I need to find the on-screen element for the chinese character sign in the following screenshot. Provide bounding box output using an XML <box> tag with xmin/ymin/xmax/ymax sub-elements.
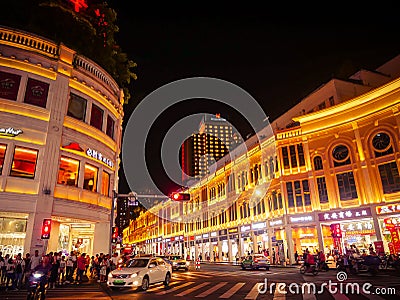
<box><xmin>318</xmin><ymin>207</ymin><xmax>372</xmax><ymax>221</ymax></box>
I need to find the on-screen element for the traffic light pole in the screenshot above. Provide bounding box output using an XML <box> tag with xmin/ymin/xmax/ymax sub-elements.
<box><xmin>109</xmin><ymin>190</ymin><xmax>117</xmax><ymax>255</ymax></box>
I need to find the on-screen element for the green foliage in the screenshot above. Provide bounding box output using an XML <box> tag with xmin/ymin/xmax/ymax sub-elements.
<box><xmin>0</xmin><ymin>0</ymin><xmax>136</xmax><ymax>104</ymax></box>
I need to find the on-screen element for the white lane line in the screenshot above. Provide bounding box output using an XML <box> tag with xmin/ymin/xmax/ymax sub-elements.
<box><xmin>244</xmin><ymin>283</ymin><xmax>261</xmax><ymax>299</ymax></box>
<box><xmin>175</xmin><ymin>282</ymin><xmax>211</xmax><ymax>297</ymax></box>
<box><xmin>156</xmin><ymin>281</ymin><xmax>195</xmax><ymax>295</ymax></box>
<box><xmin>195</xmin><ymin>282</ymin><xmax>228</xmax><ymax>298</ymax></box>
<box><xmin>219</xmin><ymin>282</ymin><xmax>246</xmax><ymax>299</ymax></box>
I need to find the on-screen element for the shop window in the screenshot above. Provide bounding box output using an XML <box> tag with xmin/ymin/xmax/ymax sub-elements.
<box><xmin>83</xmin><ymin>163</ymin><xmax>98</xmax><ymax>192</ymax></box>
<box><xmin>10</xmin><ymin>147</ymin><xmax>38</xmax><ymax>179</ymax></box>
<box><xmin>282</xmin><ymin>146</ymin><xmax>290</xmax><ymax>168</ymax></box>
<box><xmin>106</xmin><ymin>115</ymin><xmax>115</xmax><ymax>139</ymax></box>
<box><xmin>90</xmin><ymin>104</ymin><xmax>104</xmax><ymax>131</ymax></box>
<box><xmin>372</xmin><ymin>132</ymin><xmax>393</xmax><ymax>157</ymax></box>
<box><xmin>297</xmin><ymin>144</ymin><xmax>305</xmax><ymax>166</ymax></box>
<box><xmin>286</xmin><ymin>182</ymin><xmax>294</xmax><ymax>207</ymax></box>
<box><xmin>57</xmin><ymin>156</ymin><xmax>79</xmax><ymax>186</ymax></box>
<box><xmin>0</xmin><ymin>144</ymin><xmax>6</xmax><ymax>175</ymax></box>
<box><xmin>378</xmin><ymin>162</ymin><xmax>400</xmax><ymax>194</ymax></box>
<box><xmin>24</xmin><ymin>78</ymin><xmax>49</xmax><ymax>108</ymax></box>
<box><xmin>0</xmin><ymin>71</ymin><xmax>21</xmax><ymax>100</ymax></box>
<box><xmin>336</xmin><ymin>171</ymin><xmax>358</xmax><ymax>200</ymax></box>
<box><xmin>290</xmin><ymin>145</ymin><xmax>297</xmax><ymax>168</ymax></box>
<box><xmin>101</xmin><ymin>171</ymin><xmax>110</xmax><ymax>196</ymax></box>
<box><xmin>317</xmin><ymin>177</ymin><xmax>329</xmax><ymax>204</ymax></box>
<box><xmin>332</xmin><ymin>145</ymin><xmax>351</xmax><ymax>167</ymax></box>
<box><xmin>314</xmin><ymin>156</ymin><xmax>323</xmax><ymax>170</ymax></box>
<box><xmin>67</xmin><ymin>93</ymin><xmax>87</xmax><ymax>121</ymax></box>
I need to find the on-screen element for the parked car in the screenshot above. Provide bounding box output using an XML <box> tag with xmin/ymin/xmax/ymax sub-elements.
<box><xmin>107</xmin><ymin>256</ymin><xmax>172</xmax><ymax>291</ymax></box>
<box><xmin>166</xmin><ymin>255</ymin><xmax>190</xmax><ymax>271</ymax></box>
<box><xmin>241</xmin><ymin>254</ymin><xmax>270</xmax><ymax>270</ymax></box>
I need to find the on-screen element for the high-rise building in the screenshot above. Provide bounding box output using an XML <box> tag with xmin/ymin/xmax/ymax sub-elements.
<box><xmin>181</xmin><ymin>114</ymin><xmax>234</xmax><ymax>184</ymax></box>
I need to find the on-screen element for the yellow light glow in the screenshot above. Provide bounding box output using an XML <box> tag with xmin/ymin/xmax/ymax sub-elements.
<box><xmin>0</xmin><ymin>57</ymin><xmax>57</xmax><ymax>80</ymax></box>
<box><xmin>85</xmin><ymin>164</ymin><xmax>98</xmax><ymax>172</ymax></box>
<box><xmin>61</xmin><ymin>157</ymin><xmax>79</xmax><ymax>165</ymax></box>
<box><xmin>15</xmin><ymin>148</ymin><xmax>38</xmax><ymax>155</ymax></box>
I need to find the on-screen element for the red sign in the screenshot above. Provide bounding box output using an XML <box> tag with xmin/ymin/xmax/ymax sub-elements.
<box><xmin>374</xmin><ymin>241</ymin><xmax>385</xmax><ymax>256</ymax></box>
<box><xmin>388</xmin><ymin>242</ymin><xmax>395</xmax><ymax>255</ymax></box>
<box><xmin>69</xmin><ymin>0</ymin><xmax>88</xmax><ymax>12</ymax></box>
<box><xmin>377</xmin><ymin>204</ymin><xmax>400</xmax><ymax>215</ymax></box>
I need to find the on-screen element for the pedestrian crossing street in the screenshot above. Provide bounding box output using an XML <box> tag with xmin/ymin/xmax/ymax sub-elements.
<box><xmin>134</xmin><ymin>271</ymin><xmax>400</xmax><ymax>300</ymax></box>
<box><xmin>0</xmin><ymin>284</ymin><xmax>109</xmax><ymax>300</ymax></box>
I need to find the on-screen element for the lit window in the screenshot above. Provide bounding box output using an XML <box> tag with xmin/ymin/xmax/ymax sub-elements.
<box><xmin>0</xmin><ymin>144</ymin><xmax>6</xmax><ymax>175</ymax></box>
<box><xmin>67</xmin><ymin>93</ymin><xmax>87</xmax><ymax>121</ymax></box>
<box><xmin>10</xmin><ymin>147</ymin><xmax>38</xmax><ymax>179</ymax></box>
<box><xmin>57</xmin><ymin>156</ymin><xmax>79</xmax><ymax>186</ymax></box>
<box><xmin>84</xmin><ymin>163</ymin><xmax>98</xmax><ymax>192</ymax></box>
<box><xmin>90</xmin><ymin>104</ymin><xmax>104</xmax><ymax>131</ymax></box>
<box><xmin>101</xmin><ymin>171</ymin><xmax>110</xmax><ymax>196</ymax></box>
<box><xmin>0</xmin><ymin>71</ymin><xmax>21</xmax><ymax>101</ymax></box>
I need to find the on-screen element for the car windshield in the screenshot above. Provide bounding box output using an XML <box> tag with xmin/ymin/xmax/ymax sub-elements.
<box><xmin>123</xmin><ymin>258</ymin><xmax>149</xmax><ymax>268</ymax></box>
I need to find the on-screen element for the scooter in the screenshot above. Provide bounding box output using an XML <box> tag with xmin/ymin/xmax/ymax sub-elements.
<box><xmin>300</xmin><ymin>263</ymin><xmax>319</xmax><ymax>276</ymax></box>
<box><xmin>26</xmin><ymin>270</ymin><xmax>49</xmax><ymax>300</ymax></box>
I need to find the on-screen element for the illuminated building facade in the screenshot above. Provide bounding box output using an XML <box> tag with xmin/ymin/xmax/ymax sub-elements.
<box><xmin>125</xmin><ymin>55</ymin><xmax>400</xmax><ymax>263</ymax></box>
<box><xmin>0</xmin><ymin>26</ymin><xmax>124</xmax><ymax>257</ymax></box>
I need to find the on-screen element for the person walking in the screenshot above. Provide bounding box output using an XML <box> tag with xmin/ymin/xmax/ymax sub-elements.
<box><xmin>13</xmin><ymin>253</ymin><xmax>25</xmax><ymax>290</ymax></box>
<box><xmin>5</xmin><ymin>256</ymin><xmax>15</xmax><ymax>291</ymax></box>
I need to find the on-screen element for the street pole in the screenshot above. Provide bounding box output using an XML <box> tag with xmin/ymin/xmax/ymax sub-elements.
<box><xmin>110</xmin><ymin>190</ymin><xmax>117</xmax><ymax>255</ymax></box>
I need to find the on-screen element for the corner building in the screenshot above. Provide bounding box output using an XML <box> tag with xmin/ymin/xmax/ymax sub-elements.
<box><xmin>0</xmin><ymin>27</ymin><xmax>124</xmax><ymax>257</ymax></box>
<box><xmin>125</xmin><ymin>55</ymin><xmax>400</xmax><ymax>263</ymax></box>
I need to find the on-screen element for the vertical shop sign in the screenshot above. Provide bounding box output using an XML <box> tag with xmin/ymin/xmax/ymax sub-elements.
<box><xmin>384</xmin><ymin>218</ymin><xmax>400</xmax><ymax>253</ymax></box>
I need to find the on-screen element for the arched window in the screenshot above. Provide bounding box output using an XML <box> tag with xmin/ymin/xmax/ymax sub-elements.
<box><xmin>313</xmin><ymin>156</ymin><xmax>323</xmax><ymax>170</ymax></box>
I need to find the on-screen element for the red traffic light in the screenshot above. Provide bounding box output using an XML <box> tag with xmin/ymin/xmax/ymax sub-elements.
<box><xmin>171</xmin><ymin>192</ymin><xmax>190</xmax><ymax>201</ymax></box>
<box><xmin>41</xmin><ymin>218</ymin><xmax>52</xmax><ymax>239</ymax></box>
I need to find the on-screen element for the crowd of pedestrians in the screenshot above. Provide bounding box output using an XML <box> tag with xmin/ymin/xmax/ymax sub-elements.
<box><xmin>0</xmin><ymin>250</ymin><xmax>121</xmax><ymax>291</ymax></box>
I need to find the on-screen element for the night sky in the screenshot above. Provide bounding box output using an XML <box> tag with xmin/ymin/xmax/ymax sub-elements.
<box><xmin>110</xmin><ymin>5</ymin><xmax>400</xmax><ymax>195</ymax></box>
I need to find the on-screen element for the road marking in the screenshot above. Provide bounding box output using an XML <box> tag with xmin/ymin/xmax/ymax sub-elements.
<box><xmin>273</xmin><ymin>284</ymin><xmax>286</xmax><ymax>299</ymax></box>
<box><xmin>156</xmin><ymin>281</ymin><xmax>195</xmax><ymax>295</ymax></box>
<box><xmin>195</xmin><ymin>282</ymin><xmax>228</xmax><ymax>297</ymax></box>
<box><xmin>175</xmin><ymin>282</ymin><xmax>211</xmax><ymax>296</ymax></box>
<box><xmin>302</xmin><ymin>291</ymin><xmax>316</xmax><ymax>300</ymax></box>
<box><xmin>219</xmin><ymin>282</ymin><xmax>246</xmax><ymax>298</ymax></box>
<box><xmin>244</xmin><ymin>283</ymin><xmax>261</xmax><ymax>299</ymax></box>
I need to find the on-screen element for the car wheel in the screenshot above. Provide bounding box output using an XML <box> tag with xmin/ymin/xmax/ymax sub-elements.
<box><xmin>185</xmin><ymin>267</ymin><xmax>188</xmax><ymax>271</ymax></box>
<box><xmin>164</xmin><ymin>273</ymin><xmax>171</xmax><ymax>286</ymax></box>
<box><xmin>265</xmin><ymin>267</ymin><xmax>270</xmax><ymax>271</ymax></box>
<box><xmin>141</xmin><ymin>276</ymin><xmax>149</xmax><ymax>291</ymax></box>
<box><xmin>241</xmin><ymin>265</ymin><xmax>246</xmax><ymax>270</ymax></box>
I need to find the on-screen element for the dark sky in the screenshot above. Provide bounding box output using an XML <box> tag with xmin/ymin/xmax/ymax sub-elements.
<box><xmin>110</xmin><ymin>5</ymin><xmax>400</xmax><ymax>195</ymax></box>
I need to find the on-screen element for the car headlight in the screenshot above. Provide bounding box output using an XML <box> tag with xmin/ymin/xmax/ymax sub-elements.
<box><xmin>172</xmin><ymin>262</ymin><xmax>177</xmax><ymax>266</ymax></box>
<box><xmin>130</xmin><ymin>273</ymin><xmax>138</xmax><ymax>278</ymax></box>
<box><xmin>33</xmin><ymin>273</ymin><xmax>43</xmax><ymax>279</ymax></box>
<box><xmin>186</xmin><ymin>261</ymin><xmax>190</xmax><ymax>266</ymax></box>
<box><xmin>108</xmin><ymin>273</ymin><xmax>113</xmax><ymax>278</ymax></box>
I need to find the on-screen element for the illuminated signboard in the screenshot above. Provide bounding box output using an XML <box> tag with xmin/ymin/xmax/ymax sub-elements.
<box><xmin>86</xmin><ymin>148</ymin><xmax>114</xmax><ymax>168</ymax></box>
<box><xmin>252</xmin><ymin>222</ymin><xmax>266</xmax><ymax>230</ymax></box>
<box><xmin>269</xmin><ymin>219</ymin><xmax>283</xmax><ymax>226</ymax></box>
<box><xmin>318</xmin><ymin>207</ymin><xmax>372</xmax><ymax>221</ymax></box>
<box><xmin>377</xmin><ymin>204</ymin><xmax>400</xmax><ymax>215</ymax></box>
<box><xmin>290</xmin><ymin>215</ymin><xmax>313</xmax><ymax>223</ymax></box>
<box><xmin>0</xmin><ymin>127</ymin><xmax>23</xmax><ymax>137</ymax></box>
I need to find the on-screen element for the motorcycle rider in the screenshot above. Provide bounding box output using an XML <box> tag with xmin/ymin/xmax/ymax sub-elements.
<box><xmin>29</xmin><ymin>255</ymin><xmax>52</xmax><ymax>294</ymax></box>
<box><xmin>306</xmin><ymin>251</ymin><xmax>315</xmax><ymax>273</ymax></box>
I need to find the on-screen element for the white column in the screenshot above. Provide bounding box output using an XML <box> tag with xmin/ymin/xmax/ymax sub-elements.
<box><xmin>285</xmin><ymin>225</ymin><xmax>294</xmax><ymax>265</ymax></box>
<box><xmin>93</xmin><ymin>222</ymin><xmax>110</xmax><ymax>255</ymax></box>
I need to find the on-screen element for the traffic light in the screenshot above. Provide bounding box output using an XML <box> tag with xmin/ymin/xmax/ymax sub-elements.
<box><xmin>171</xmin><ymin>192</ymin><xmax>190</xmax><ymax>201</ymax></box>
<box><xmin>112</xmin><ymin>226</ymin><xmax>118</xmax><ymax>243</ymax></box>
<box><xmin>41</xmin><ymin>218</ymin><xmax>52</xmax><ymax>239</ymax></box>
<box><xmin>330</xmin><ymin>223</ymin><xmax>342</xmax><ymax>238</ymax></box>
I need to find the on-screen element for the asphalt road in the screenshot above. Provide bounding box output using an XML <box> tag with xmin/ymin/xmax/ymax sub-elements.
<box><xmin>2</xmin><ymin>264</ymin><xmax>399</xmax><ymax>299</ymax></box>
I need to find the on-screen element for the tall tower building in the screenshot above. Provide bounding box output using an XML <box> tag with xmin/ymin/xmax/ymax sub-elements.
<box><xmin>181</xmin><ymin>114</ymin><xmax>233</xmax><ymax>184</ymax></box>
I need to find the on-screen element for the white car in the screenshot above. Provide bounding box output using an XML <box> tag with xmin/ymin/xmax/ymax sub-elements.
<box><xmin>107</xmin><ymin>256</ymin><xmax>172</xmax><ymax>291</ymax></box>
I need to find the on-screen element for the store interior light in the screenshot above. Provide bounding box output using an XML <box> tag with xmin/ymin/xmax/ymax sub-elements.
<box><xmin>88</xmin><ymin>179</ymin><xmax>94</xmax><ymax>186</ymax></box>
